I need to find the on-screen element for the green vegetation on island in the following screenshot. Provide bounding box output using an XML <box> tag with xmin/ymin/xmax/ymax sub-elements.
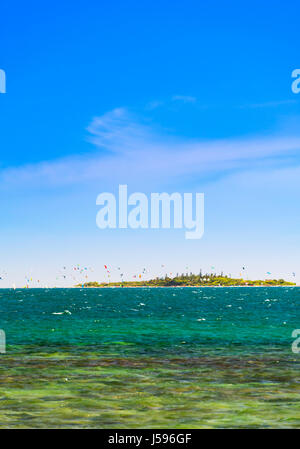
<box><xmin>76</xmin><ymin>272</ymin><xmax>296</xmax><ymax>288</ymax></box>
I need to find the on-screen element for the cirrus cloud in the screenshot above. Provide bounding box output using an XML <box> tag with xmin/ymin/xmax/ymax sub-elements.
<box><xmin>1</xmin><ymin>108</ymin><xmax>300</xmax><ymax>191</ymax></box>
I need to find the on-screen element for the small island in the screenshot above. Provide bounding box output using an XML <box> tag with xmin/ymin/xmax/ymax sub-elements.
<box><xmin>76</xmin><ymin>272</ymin><xmax>296</xmax><ymax>288</ymax></box>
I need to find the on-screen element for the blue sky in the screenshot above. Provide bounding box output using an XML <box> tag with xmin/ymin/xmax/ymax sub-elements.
<box><xmin>0</xmin><ymin>0</ymin><xmax>300</xmax><ymax>286</ymax></box>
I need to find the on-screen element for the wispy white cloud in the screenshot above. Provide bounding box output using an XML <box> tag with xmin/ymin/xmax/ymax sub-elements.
<box><xmin>145</xmin><ymin>95</ymin><xmax>197</xmax><ymax>110</ymax></box>
<box><xmin>145</xmin><ymin>100</ymin><xmax>165</xmax><ymax>110</ymax></box>
<box><xmin>1</xmin><ymin>108</ymin><xmax>300</xmax><ymax>190</ymax></box>
<box><xmin>172</xmin><ymin>95</ymin><xmax>197</xmax><ymax>103</ymax></box>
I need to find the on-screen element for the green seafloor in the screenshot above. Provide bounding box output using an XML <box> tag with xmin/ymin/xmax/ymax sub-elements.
<box><xmin>0</xmin><ymin>287</ymin><xmax>299</xmax><ymax>428</ymax></box>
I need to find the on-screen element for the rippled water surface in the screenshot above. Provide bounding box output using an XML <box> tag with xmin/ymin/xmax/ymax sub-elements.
<box><xmin>0</xmin><ymin>287</ymin><xmax>299</xmax><ymax>428</ymax></box>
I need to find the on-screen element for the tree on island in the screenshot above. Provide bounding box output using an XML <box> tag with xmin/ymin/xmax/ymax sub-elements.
<box><xmin>76</xmin><ymin>272</ymin><xmax>296</xmax><ymax>288</ymax></box>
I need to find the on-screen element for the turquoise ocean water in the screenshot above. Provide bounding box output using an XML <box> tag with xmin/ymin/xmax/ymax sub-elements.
<box><xmin>0</xmin><ymin>287</ymin><xmax>299</xmax><ymax>428</ymax></box>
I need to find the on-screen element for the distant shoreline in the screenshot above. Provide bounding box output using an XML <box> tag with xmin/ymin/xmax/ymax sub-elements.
<box><xmin>76</xmin><ymin>284</ymin><xmax>299</xmax><ymax>289</ymax></box>
<box><xmin>1</xmin><ymin>285</ymin><xmax>298</xmax><ymax>290</ymax></box>
<box><xmin>76</xmin><ymin>273</ymin><xmax>296</xmax><ymax>289</ymax></box>
<box><xmin>2</xmin><ymin>273</ymin><xmax>296</xmax><ymax>289</ymax></box>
